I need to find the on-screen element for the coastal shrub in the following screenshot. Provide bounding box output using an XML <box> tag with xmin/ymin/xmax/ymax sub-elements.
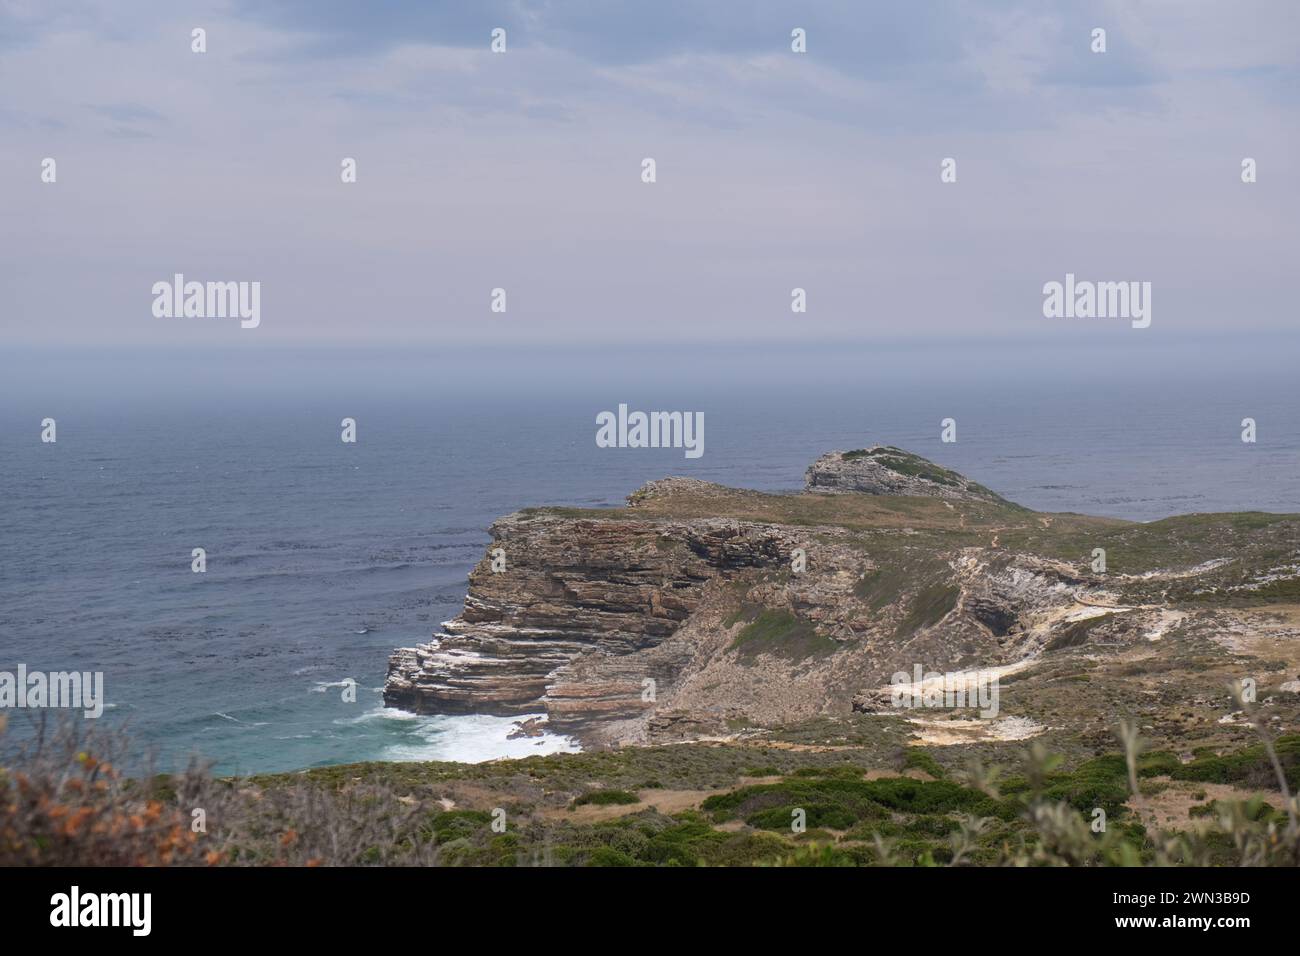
<box><xmin>857</xmin><ymin>778</ymin><xmax>1012</xmax><ymax>819</ymax></box>
<box><xmin>1189</xmin><ymin>798</ymin><xmax>1270</xmax><ymax>823</ymax></box>
<box><xmin>747</xmin><ymin>804</ymin><xmax>857</xmax><ymax>832</ymax></box>
<box><xmin>768</xmin><ymin>842</ymin><xmax>862</xmax><ymax>867</ymax></box>
<box><xmin>702</xmin><ymin>831</ymin><xmax>791</xmax><ymax>866</ymax></box>
<box><xmin>0</xmin><ymin>718</ymin><xmax>450</xmax><ymax>867</ymax></box>
<box><xmin>701</xmin><ymin>776</ymin><xmax>1009</xmax><ymax>831</ymax></box>
<box><xmin>0</xmin><ymin>723</ymin><xmax>210</xmax><ymax>867</ymax></box>
<box><xmin>1168</xmin><ymin>735</ymin><xmax>1300</xmax><ymax>789</ymax></box>
<box><xmin>587</xmin><ymin>818</ymin><xmax>657</xmax><ymax>860</ymax></box>
<box><xmin>586</xmin><ymin>846</ymin><xmax>639</xmax><ymax>867</ymax></box>
<box><xmin>795</xmin><ymin>827</ymin><xmax>837</xmax><ymax>841</ymax></box>
<box><xmin>901</xmin><ymin>814</ymin><xmax>958</xmax><ymax>838</ymax></box>
<box><xmin>901</xmin><ymin>749</ymin><xmax>947</xmax><ymax>779</ymax></box>
<box><xmin>998</xmin><ymin>751</ymin><xmax>1183</xmax><ymax>818</ymax></box>
<box><xmin>791</xmin><ymin>765</ymin><xmax>863</xmax><ymax>780</ymax></box>
<box><xmin>1137</xmin><ymin>751</ymin><xmax>1185</xmax><ymax>777</ymax></box>
<box><xmin>573</xmin><ymin>789</ymin><xmax>640</xmax><ymax>807</ymax></box>
<box><xmin>427</xmin><ymin>809</ymin><xmax>492</xmax><ymax>842</ymax></box>
<box><xmin>581</xmin><ymin>812</ymin><xmax>793</xmax><ymax>867</ymax></box>
<box><xmin>7</xmin><ymin>716</ymin><xmax>1300</xmax><ymax>868</ymax></box>
<box><xmin>639</xmin><ymin>816</ymin><xmax>726</xmax><ymax>865</ymax></box>
<box><xmin>1037</xmin><ymin>758</ymin><xmax>1132</xmax><ymax>815</ymax></box>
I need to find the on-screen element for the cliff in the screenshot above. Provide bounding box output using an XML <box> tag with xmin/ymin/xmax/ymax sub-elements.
<box><xmin>384</xmin><ymin>450</ymin><xmax>1300</xmax><ymax>750</ymax></box>
<box><xmin>804</xmin><ymin>446</ymin><xmax>1009</xmax><ymax>503</ymax></box>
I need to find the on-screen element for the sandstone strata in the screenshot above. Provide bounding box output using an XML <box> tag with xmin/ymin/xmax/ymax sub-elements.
<box><xmin>385</xmin><ymin>449</ymin><xmax>1300</xmax><ymax>748</ymax></box>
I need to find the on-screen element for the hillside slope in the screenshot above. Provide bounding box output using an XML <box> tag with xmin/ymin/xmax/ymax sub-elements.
<box><xmin>384</xmin><ymin>449</ymin><xmax>1300</xmax><ymax>756</ymax></box>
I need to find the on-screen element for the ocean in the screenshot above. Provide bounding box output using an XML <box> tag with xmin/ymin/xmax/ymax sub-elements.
<box><xmin>1</xmin><ymin>337</ymin><xmax>1298</xmax><ymax>774</ymax></box>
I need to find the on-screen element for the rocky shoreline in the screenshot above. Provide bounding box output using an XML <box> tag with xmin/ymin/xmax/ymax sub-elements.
<box><xmin>385</xmin><ymin>447</ymin><xmax>1300</xmax><ymax>751</ymax></box>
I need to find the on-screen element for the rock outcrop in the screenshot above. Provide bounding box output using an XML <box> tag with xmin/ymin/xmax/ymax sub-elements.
<box><xmin>384</xmin><ymin>448</ymin><xmax>1300</xmax><ymax>748</ymax></box>
<box><xmin>383</xmin><ymin>508</ymin><xmax>802</xmax><ymax>723</ymax></box>
<box><xmin>805</xmin><ymin>446</ymin><xmax>1006</xmax><ymax>503</ymax></box>
<box><xmin>382</xmin><ymin>513</ymin><xmax>713</xmax><ymax>716</ymax></box>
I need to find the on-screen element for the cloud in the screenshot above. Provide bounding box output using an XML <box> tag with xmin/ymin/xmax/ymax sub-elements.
<box><xmin>0</xmin><ymin>0</ymin><xmax>1297</xmax><ymax>349</ymax></box>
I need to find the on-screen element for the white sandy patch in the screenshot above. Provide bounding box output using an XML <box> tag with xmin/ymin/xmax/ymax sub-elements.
<box><xmin>907</xmin><ymin>715</ymin><xmax>1045</xmax><ymax>746</ymax></box>
<box><xmin>1144</xmin><ymin>609</ymin><xmax>1187</xmax><ymax>642</ymax></box>
<box><xmin>1123</xmin><ymin>558</ymin><xmax>1232</xmax><ymax>581</ymax></box>
<box><xmin>1062</xmin><ymin>604</ymin><xmax>1129</xmax><ymax>623</ymax></box>
<box><xmin>882</xmin><ymin>657</ymin><xmax>1038</xmax><ymax>699</ymax></box>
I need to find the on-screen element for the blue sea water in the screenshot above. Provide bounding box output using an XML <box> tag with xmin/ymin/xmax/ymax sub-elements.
<box><xmin>1</xmin><ymin>339</ymin><xmax>1297</xmax><ymax>773</ymax></box>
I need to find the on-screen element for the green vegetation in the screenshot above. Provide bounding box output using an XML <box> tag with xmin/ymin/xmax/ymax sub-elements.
<box><xmin>573</xmin><ymin>789</ymin><xmax>640</xmax><ymax>807</ymax></box>
<box><xmin>1189</xmin><ymin>797</ymin><xmax>1282</xmax><ymax>824</ymax></box>
<box><xmin>854</xmin><ymin>553</ymin><xmax>949</xmax><ymax>609</ymax></box>
<box><xmin>702</xmin><ymin>776</ymin><xmax>1013</xmax><ymax>831</ymax></box>
<box><xmin>870</xmin><ymin>448</ymin><xmax>963</xmax><ymax>487</ymax></box>
<box><xmin>1043</xmin><ymin>613</ymin><xmax>1115</xmax><ymax>651</ymax></box>
<box><xmin>899</xmin><ymin>581</ymin><xmax>960</xmax><ymax>634</ymax></box>
<box><xmin>999</xmin><ymin>511</ymin><xmax>1299</xmax><ymax>587</ymax></box>
<box><xmin>901</xmin><ymin>749</ymin><xmax>947</xmax><ymax>779</ymax></box>
<box><xmin>1167</xmin><ymin>736</ymin><xmax>1300</xmax><ymax>789</ymax></box>
<box><xmin>853</xmin><ymin>552</ymin><xmax>959</xmax><ymax>636</ymax></box>
<box><xmin>9</xmin><ymin>444</ymin><xmax>1300</xmax><ymax>868</ymax></box>
<box><xmin>426</xmin><ymin>810</ymin><xmax>494</xmax><ymax>842</ymax></box>
<box><xmin>729</xmin><ymin>609</ymin><xmax>838</xmax><ymax>661</ymax></box>
<box><xmin>7</xmin><ymin>720</ymin><xmax>1300</xmax><ymax>867</ymax></box>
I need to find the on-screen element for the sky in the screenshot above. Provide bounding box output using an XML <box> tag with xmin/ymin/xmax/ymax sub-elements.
<box><xmin>1</xmin><ymin>0</ymin><xmax>1297</xmax><ymax>349</ymax></box>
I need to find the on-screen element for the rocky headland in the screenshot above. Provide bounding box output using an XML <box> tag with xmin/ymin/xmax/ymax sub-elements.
<box><xmin>384</xmin><ymin>446</ymin><xmax>1300</xmax><ymax>756</ymax></box>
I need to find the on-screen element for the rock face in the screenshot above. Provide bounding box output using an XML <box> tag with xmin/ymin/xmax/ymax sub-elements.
<box><xmin>384</xmin><ymin>447</ymin><xmax>1300</xmax><ymax>748</ymax></box>
<box><xmin>383</xmin><ymin>509</ymin><xmax>800</xmax><ymax>728</ymax></box>
<box><xmin>805</xmin><ymin>446</ymin><xmax>1006</xmax><ymax>503</ymax></box>
<box><xmin>382</xmin><ymin>513</ymin><xmax>709</xmax><ymax>717</ymax></box>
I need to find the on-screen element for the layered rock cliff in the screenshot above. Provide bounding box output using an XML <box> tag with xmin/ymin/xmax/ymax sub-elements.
<box><xmin>383</xmin><ymin>512</ymin><xmax>788</xmax><ymax>718</ymax></box>
<box><xmin>385</xmin><ymin>449</ymin><xmax>1300</xmax><ymax>749</ymax></box>
<box><xmin>805</xmin><ymin>446</ymin><xmax>1007</xmax><ymax>503</ymax></box>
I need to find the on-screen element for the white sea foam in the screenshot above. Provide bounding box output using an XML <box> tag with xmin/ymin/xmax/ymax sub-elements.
<box><xmin>350</xmin><ymin>708</ymin><xmax>581</xmax><ymax>763</ymax></box>
<box><xmin>310</xmin><ymin>680</ymin><xmax>353</xmax><ymax>693</ymax></box>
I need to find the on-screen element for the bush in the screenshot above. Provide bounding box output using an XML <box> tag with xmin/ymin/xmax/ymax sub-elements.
<box><xmin>1170</xmin><ymin>736</ymin><xmax>1300</xmax><ymax>789</ymax></box>
<box><xmin>573</xmin><ymin>789</ymin><xmax>640</xmax><ymax>807</ymax></box>
<box><xmin>902</xmin><ymin>749</ymin><xmax>947</xmax><ymax>779</ymax></box>
<box><xmin>0</xmin><ymin>718</ymin><xmax>211</xmax><ymax>866</ymax></box>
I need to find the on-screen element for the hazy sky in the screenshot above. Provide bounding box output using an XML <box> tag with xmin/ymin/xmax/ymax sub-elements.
<box><xmin>2</xmin><ymin>0</ymin><xmax>1297</xmax><ymax>348</ymax></box>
